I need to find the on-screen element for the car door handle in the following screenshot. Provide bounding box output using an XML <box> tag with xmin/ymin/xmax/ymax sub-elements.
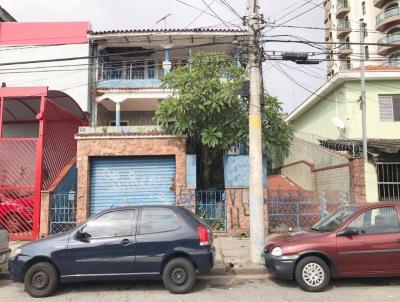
<box><xmin>396</xmin><ymin>239</ymin><xmax>400</xmax><ymax>244</ymax></box>
<box><xmin>121</xmin><ymin>239</ymin><xmax>134</xmax><ymax>246</ymax></box>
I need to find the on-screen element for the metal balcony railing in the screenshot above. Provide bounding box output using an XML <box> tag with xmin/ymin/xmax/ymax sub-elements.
<box><xmin>337</xmin><ymin>1</ymin><xmax>349</xmax><ymax>10</ymax></box>
<box><xmin>338</xmin><ymin>42</ymin><xmax>352</xmax><ymax>52</ymax></box>
<box><xmin>378</xmin><ymin>33</ymin><xmax>400</xmax><ymax>49</ymax></box>
<box><xmin>376</xmin><ymin>6</ymin><xmax>400</xmax><ymax>24</ymax></box>
<box><xmin>337</xmin><ymin>21</ymin><xmax>351</xmax><ymax>31</ymax></box>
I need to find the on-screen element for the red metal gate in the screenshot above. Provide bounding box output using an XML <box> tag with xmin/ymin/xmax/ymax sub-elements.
<box><xmin>0</xmin><ymin>87</ymin><xmax>86</xmax><ymax>240</ymax></box>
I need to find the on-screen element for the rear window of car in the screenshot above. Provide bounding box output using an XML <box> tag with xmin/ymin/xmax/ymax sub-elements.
<box><xmin>181</xmin><ymin>208</ymin><xmax>209</xmax><ymax>228</ymax></box>
<box><xmin>139</xmin><ymin>208</ymin><xmax>180</xmax><ymax>234</ymax></box>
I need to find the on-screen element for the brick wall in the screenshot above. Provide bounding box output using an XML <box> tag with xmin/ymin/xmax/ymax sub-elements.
<box><xmin>225</xmin><ymin>188</ymin><xmax>269</xmax><ymax>236</ymax></box>
<box><xmin>282</xmin><ymin>138</ymin><xmax>351</xmax><ymax>192</ymax></box>
<box><xmin>349</xmin><ymin>158</ymin><xmax>366</xmax><ymax>203</ymax></box>
<box><xmin>75</xmin><ymin>135</ymin><xmax>187</xmax><ymax>223</ymax></box>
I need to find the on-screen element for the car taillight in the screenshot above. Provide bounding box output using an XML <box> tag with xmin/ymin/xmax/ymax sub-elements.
<box><xmin>197</xmin><ymin>226</ymin><xmax>209</xmax><ymax>246</ymax></box>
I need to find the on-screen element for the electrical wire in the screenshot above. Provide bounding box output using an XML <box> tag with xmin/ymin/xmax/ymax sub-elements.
<box><xmin>185</xmin><ymin>0</ymin><xmax>217</xmax><ymax>29</ymax></box>
<box><xmin>216</xmin><ymin>0</ymin><xmax>242</xmax><ymax>19</ymax></box>
<box><xmin>175</xmin><ymin>0</ymin><xmax>242</xmax><ymax>29</ymax></box>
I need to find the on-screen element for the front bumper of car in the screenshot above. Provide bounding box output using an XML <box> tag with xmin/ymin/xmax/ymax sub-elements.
<box><xmin>262</xmin><ymin>251</ymin><xmax>299</xmax><ymax>280</ymax></box>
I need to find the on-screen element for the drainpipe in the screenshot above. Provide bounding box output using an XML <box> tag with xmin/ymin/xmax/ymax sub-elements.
<box><xmin>115</xmin><ymin>102</ymin><xmax>121</xmax><ymax>127</ymax></box>
<box><xmin>88</xmin><ymin>41</ymin><xmax>97</xmax><ymax>126</ymax></box>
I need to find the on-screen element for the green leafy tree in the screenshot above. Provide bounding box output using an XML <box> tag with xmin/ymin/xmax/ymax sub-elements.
<box><xmin>155</xmin><ymin>52</ymin><xmax>292</xmax><ymax>187</ymax></box>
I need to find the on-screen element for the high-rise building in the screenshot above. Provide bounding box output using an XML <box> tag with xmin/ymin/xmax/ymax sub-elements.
<box><xmin>325</xmin><ymin>0</ymin><xmax>400</xmax><ymax>78</ymax></box>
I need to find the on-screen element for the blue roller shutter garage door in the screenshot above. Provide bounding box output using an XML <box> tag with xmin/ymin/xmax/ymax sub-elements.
<box><xmin>89</xmin><ymin>156</ymin><xmax>176</xmax><ymax>215</ymax></box>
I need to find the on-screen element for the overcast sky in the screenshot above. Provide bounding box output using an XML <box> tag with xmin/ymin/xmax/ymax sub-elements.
<box><xmin>0</xmin><ymin>0</ymin><xmax>326</xmax><ymax>113</ymax></box>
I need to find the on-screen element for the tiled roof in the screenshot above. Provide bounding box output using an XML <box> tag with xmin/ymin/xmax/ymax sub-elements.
<box><xmin>76</xmin><ymin>130</ymin><xmax>180</xmax><ymax>138</ymax></box>
<box><xmin>89</xmin><ymin>28</ymin><xmax>246</xmax><ymax>35</ymax></box>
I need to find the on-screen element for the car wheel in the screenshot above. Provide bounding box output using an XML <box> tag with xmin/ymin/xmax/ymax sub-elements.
<box><xmin>162</xmin><ymin>258</ymin><xmax>196</xmax><ymax>294</ymax></box>
<box><xmin>295</xmin><ymin>256</ymin><xmax>330</xmax><ymax>292</ymax></box>
<box><xmin>24</xmin><ymin>262</ymin><xmax>59</xmax><ymax>298</ymax></box>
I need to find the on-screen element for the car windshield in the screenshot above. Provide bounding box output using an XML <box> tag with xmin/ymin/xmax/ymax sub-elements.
<box><xmin>311</xmin><ymin>206</ymin><xmax>358</xmax><ymax>233</ymax></box>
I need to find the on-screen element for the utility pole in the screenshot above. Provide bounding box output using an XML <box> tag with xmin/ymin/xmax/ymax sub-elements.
<box><xmin>247</xmin><ymin>0</ymin><xmax>265</xmax><ymax>263</ymax></box>
<box><xmin>360</xmin><ymin>19</ymin><xmax>368</xmax><ymax>167</ymax></box>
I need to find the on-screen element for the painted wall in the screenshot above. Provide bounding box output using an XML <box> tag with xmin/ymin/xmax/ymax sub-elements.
<box><xmin>290</xmin><ymin>84</ymin><xmax>349</xmax><ymax>140</ymax></box>
<box><xmin>0</xmin><ymin>22</ymin><xmax>90</xmax><ymax>111</ymax></box>
<box><xmin>282</xmin><ymin>138</ymin><xmax>350</xmax><ymax>192</ymax></box>
<box><xmin>345</xmin><ymin>80</ymin><xmax>400</xmax><ymax>139</ymax></box>
<box><xmin>223</xmin><ymin>155</ymin><xmax>268</xmax><ymax>188</ymax></box>
<box><xmin>186</xmin><ymin>155</ymin><xmax>197</xmax><ymax>189</ymax></box>
<box><xmin>291</xmin><ymin>79</ymin><xmax>400</xmax><ymax>141</ymax></box>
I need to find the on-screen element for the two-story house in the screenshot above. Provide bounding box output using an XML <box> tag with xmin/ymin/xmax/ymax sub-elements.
<box><xmin>75</xmin><ymin>28</ymin><xmax>247</xmax><ymax>223</ymax></box>
<box><xmin>283</xmin><ymin>67</ymin><xmax>400</xmax><ymax>204</ymax></box>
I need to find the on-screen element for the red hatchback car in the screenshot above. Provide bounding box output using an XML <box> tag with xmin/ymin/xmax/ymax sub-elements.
<box><xmin>263</xmin><ymin>202</ymin><xmax>400</xmax><ymax>292</ymax></box>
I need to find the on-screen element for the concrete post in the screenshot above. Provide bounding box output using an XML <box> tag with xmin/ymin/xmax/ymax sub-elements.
<box><xmin>115</xmin><ymin>102</ymin><xmax>121</xmax><ymax>127</ymax></box>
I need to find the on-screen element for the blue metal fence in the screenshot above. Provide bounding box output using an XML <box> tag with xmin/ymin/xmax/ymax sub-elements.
<box><xmin>195</xmin><ymin>190</ymin><xmax>226</xmax><ymax>232</ymax></box>
<box><xmin>267</xmin><ymin>190</ymin><xmax>351</xmax><ymax>232</ymax></box>
<box><xmin>49</xmin><ymin>192</ymin><xmax>77</xmax><ymax>235</ymax></box>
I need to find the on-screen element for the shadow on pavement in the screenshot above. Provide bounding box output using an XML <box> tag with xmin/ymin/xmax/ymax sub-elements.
<box><xmin>268</xmin><ymin>275</ymin><xmax>400</xmax><ymax>291</ymax></box>
<box><xmin>54</xmin><ymin>279</ymin><xmax>210</xmax><ymax>296</ymax></box>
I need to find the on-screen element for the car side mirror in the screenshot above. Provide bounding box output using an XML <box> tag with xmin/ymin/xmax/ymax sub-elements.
<box><xmin>337</xmin><ymin>227</ymin><xmax>359</xmax><ymax>237</ymax></box>
<box><xmin>76</xmin><ymin>230</ymin><xmax>91</xmax><ymax>241</ymax></box>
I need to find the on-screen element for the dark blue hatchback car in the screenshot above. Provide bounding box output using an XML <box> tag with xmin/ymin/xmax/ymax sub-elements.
<box><xmin>9</xmin><ymin>206</ymin><xmax>214</xmax><ymax>297</ymax></box>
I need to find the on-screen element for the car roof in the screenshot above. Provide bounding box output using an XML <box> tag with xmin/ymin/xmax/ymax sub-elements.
<box><xmin>353</xmin><ymin>202</ymin><xmax>400</xmax><ymax>212</ymax></box>
<box><xmin>102</xmin><ymin>205</ymin><xmax>181</xmax><ymax>211</ymax></box>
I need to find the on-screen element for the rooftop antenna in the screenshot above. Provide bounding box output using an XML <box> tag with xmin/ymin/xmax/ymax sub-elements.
<box><xmin>156</xmin><ymin>13</ymin><xmax>172</xmax><ymax>30</ymax></box>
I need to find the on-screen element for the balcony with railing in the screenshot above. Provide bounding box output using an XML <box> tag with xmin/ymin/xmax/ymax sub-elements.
<box><xmin>374</xmin><ymin>0</ymin><xmax>392</xmax><ymax>8</ymax></box>
<box><xmin>376</xmin><ymin>6</ymin><xmax>400</xmax><ymax>31</ymax></box>
<box><xmin>377</xmin><ymin>33</ymin><xmax>400</xmax><ymax>55</ymax></box>
<box><xmin>336</xmin><ymin>1</ymin><xmax>350</xmax><ymax>19</ymax></box>
<box><xmin>338</xmin><ymin>43</ymin><xmax>352</xmax><ymax>57</ymax></box>
<box><xmin>337</xmin><ymin>21</ymin><xmax>352</xmax><ymax>38</ymax></box>
<box><xmin>97</xmin><ymin>60</ymin><xmax>164</xmax><ymax>89</ymax></box>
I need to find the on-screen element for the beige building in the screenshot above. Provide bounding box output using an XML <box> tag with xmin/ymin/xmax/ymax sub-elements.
<box><xmin>325</xmin><ymin>0</ymin><xmax>400</xmax><ymax>77</ymax></box>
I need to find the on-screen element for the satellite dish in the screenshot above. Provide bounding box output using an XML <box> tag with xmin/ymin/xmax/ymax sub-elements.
<box><xmin>332</xmin><ymin>117</ymin><xmax>345</xmax><ymax>129</ymax></box>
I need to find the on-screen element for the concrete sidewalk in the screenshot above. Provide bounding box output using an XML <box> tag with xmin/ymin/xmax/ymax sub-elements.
<box><xmin>212</xmin><ymin>237</ymin><xmax>266</xmax><ymax>275</ymax></box>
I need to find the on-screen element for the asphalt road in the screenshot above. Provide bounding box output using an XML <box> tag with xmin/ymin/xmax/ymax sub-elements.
<box><xmin>1</xmin><ymin>272</ymin><xmax>400</xmax><ymax>302</ymax></box>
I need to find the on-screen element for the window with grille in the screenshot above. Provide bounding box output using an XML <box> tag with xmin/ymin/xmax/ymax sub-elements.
<box><xmin>376</xmin><ymin>162</ymin><xmax>400</xmax><ymax>202</ymax></box>
<box><xmin>379</xmin><ymin>95</ymin><xmax>400</xmax><ymax>121</ymax></box>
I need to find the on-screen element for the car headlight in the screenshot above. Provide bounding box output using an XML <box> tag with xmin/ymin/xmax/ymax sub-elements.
<box><xmin>271</xmin><ymin>247</ymin><xmax>283</xmax><ymax>257</ymax></box>
<box><xmin>11</xmin><ymin>248</ymin><xmax>21</xmax><ymax>258</ymax></box>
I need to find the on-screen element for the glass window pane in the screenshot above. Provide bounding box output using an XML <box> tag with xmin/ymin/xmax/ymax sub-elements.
<box><xmin>349</xmin><ymin>207</ymin><xmax>400</xmax><ymax>234</ymax></box>
<box><xmin>147</xmin><ymin>60</ymin><xmax>156</xmax><ymax>79</ymax></box>
<box><xmin>139</xmin><ymin>208</ymin><xmax>180</xmax><ymax>234</ymax></box>
<box><xmin>131</xmin><ymin>63</ymin><xmax>145</xmax><ymax>79</ymax></box>
<box><xmin>83</xmin><ymin>210</ymin><xmax>135</xmax><ymax>238</ymax></box>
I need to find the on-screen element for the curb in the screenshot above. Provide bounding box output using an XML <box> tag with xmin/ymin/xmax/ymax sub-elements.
<box><xmin>208</xmin><ymin>264</ymin><xmax>266</xmax><ymax>276</ymax></box>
